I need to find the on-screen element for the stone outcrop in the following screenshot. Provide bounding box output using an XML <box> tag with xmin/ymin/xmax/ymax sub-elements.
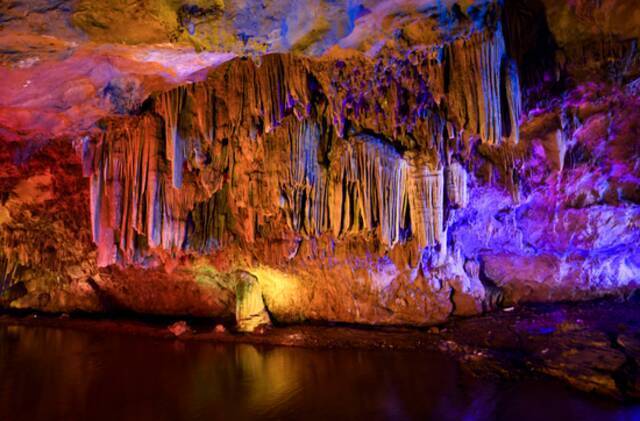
<box><xmin>235</xmin><ymin>271</ymin><xmax>271</xmax><ymax>333</ymax></box>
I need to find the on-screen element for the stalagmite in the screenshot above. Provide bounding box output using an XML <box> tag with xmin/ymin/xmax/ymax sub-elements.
<box><xmin>543</xmin><ymin>129</ymin><xmax>568</xmax><ymax>172</ymax></box>
<box><xmin>235</xmin><ymin>271</ymin><xmax>271</xmax><ymax>333</ymax></box>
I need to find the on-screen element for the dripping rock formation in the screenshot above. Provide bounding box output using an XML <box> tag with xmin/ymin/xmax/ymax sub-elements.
<box><xmin>0</xmin><ymin>0</ymin><xmax>639</xmax><ymax>327</ymax></box>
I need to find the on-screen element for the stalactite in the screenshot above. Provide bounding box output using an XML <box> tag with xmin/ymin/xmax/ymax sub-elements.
<box><xmin>504</xmin><ymin>59</ymin><xmax>521</xmax><ymax>144</ymax></box>
<box><xmin>328</xmin><ymin>136</ymin><xmax>410</xmax><ymax>246</ymax></box>
<box><xmin>205</xmin><ymin>54</ymin><xmax>313</xmax><ymax>140</ymax></box>
<box><xmin>446</xmin><ymin>162</ymin><xmax>469</xmax><ymax>209</ymax></box>
<box><xmin>155</xmin><ymin>87</ymin><xmax>186</xmax><ymax>189</ymax></box>
<box><xmin>320</xmin><ymin>51</ymin><xmax>448</xmax><ymax>149</ymax></box>
<box><xmin>85</xmin><ymin>55</ymin><xmax>316</xmax><ymax>266</ymax></box>
<box><xmin>84</xmin><ymin>23</ymin><xmax>524</xmax><ymax>265</ymax></box>
<box><xmin>320</xmin><ymin>25</ymin><xmax>522</xmax><ymax>150</ymax></box>
<box><xmin>426</xmin><ymin>27</ymin><xmax>521</xmax><ymax>146</ymax></box>
<box><xmin>280</xmin><ymin>120</ymin><xmax>325</xmax><ymax>235</ymax></box>
<box><xmin>186</xmin><ymin>186</ymin><xmax>229</xmax><ymax>252</ymax></box>
<box><xmin>274</xmin><ymin>123</ymin><xmax>413</xmax><ymax>247</ymax></box>
<box><xmin>0</xmin><ymin>255</ymin><xmax>18</xmax><ymax>294</ymax></box>
<box><xmin>406</xmin><ymin>155</ymin><xmax>444</xmax><ymax>248</ymax></box>
<box><xmin>88</xmin><ymin>114</ymin><xmax>212</xmax><ymax>266</ymax></box>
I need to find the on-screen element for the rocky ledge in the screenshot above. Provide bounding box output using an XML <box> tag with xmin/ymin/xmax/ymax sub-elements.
<box><xmin>2</xmin><ymin>295</ymin><xmax>639</xmax><ymax>402</ymax></box>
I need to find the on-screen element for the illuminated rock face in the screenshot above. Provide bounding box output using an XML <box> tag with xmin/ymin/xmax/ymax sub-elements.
<box><xmin>1</xmin><ymin>0</ymin><xmax>639</xmax><ymax>325</ymax></box>
<box><xmin>84</xmin><ymin>21</ymin><xmax>522</xmax><ymax>265</ymax></box>
<box><xmin>235</xmin><ymin>271</ymin><xmax>271</xmax><ymax>333</ymax></box>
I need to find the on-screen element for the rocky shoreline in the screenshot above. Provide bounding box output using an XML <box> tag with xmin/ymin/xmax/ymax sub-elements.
<box><xmin>2</xmin><ymin>295</ymin><xmax>639</xmax><ymax>402</ymax></box>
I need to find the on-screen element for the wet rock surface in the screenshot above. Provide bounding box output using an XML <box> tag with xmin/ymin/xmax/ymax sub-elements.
<box><xmin>167</xmin><ymin>320</ymin><xmax>191</xmax><ymax>337</ymax></box>
<box><xmin>439</xmin><ymin>298</ymin><xmax>640</xmax><ymax>401</ymax></box>
<box><xmin>2</xmin><ymin>297</ymin><xmax>639</xmax><ymax>401</ymax></box>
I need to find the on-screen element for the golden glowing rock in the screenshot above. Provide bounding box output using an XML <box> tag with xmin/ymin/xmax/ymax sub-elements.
<box><xmin>235</xmin><ymin>271</ymin><xmax>271</xmax><ymax>333</ymax></box>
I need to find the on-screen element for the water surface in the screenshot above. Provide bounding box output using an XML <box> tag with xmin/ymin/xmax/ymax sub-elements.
<box><xmin>0</xmin><ymin>324</ymin><xmax>638</xmax><ymax>420</ymax></box>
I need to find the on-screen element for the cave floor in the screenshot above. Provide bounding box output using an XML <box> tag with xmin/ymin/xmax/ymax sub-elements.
<box><xmin>2</xmin><ymin>296</ymin><xmax>639</xmax><ymax>402</ymax></box>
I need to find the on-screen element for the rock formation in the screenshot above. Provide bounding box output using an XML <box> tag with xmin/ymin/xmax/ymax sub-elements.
<box><xmin>235</xmin><ymin>271</ymin><xmax>271</xmax><ymax>333</ymax></box>
<box><xmin>0</xmin><ymin>0</ymin><xmax>639</xmax><ymax>326</ymax></box>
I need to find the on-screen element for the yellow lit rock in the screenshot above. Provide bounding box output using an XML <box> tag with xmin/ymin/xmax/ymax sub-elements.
<box><xmin>235</xmin><ymin>271</ymin><xmax>271</xmax><ymax>333</ymax></box>
<box><xmin>249</xmin><ymin>267</ymin><xmax>307</xmax><ymax>323</ymax></box>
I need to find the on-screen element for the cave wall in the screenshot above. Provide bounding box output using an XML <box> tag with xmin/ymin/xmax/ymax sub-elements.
<box><xmin>0</xmin><ymin>0</ymin><xmax>639</xmax><ymax>325</ymax></box>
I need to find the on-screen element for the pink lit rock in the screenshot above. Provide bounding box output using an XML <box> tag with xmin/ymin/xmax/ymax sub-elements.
<box><xmin>168</xmin><ymin>321</ymin><xmax>190</xmax><ymax>337</ymax></box>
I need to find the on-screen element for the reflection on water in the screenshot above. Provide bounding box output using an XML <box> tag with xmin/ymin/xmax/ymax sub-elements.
<box><xmin>0</xmin><ymin>324</ymin><xmax>637</xmax><ymax>421</ymax></box>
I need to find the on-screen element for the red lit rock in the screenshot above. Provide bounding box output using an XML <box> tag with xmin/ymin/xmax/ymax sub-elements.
<box><xmin>168</xmin><ymin>321</ymin><xmax>190</xmax><ymax>337</ymax></box>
